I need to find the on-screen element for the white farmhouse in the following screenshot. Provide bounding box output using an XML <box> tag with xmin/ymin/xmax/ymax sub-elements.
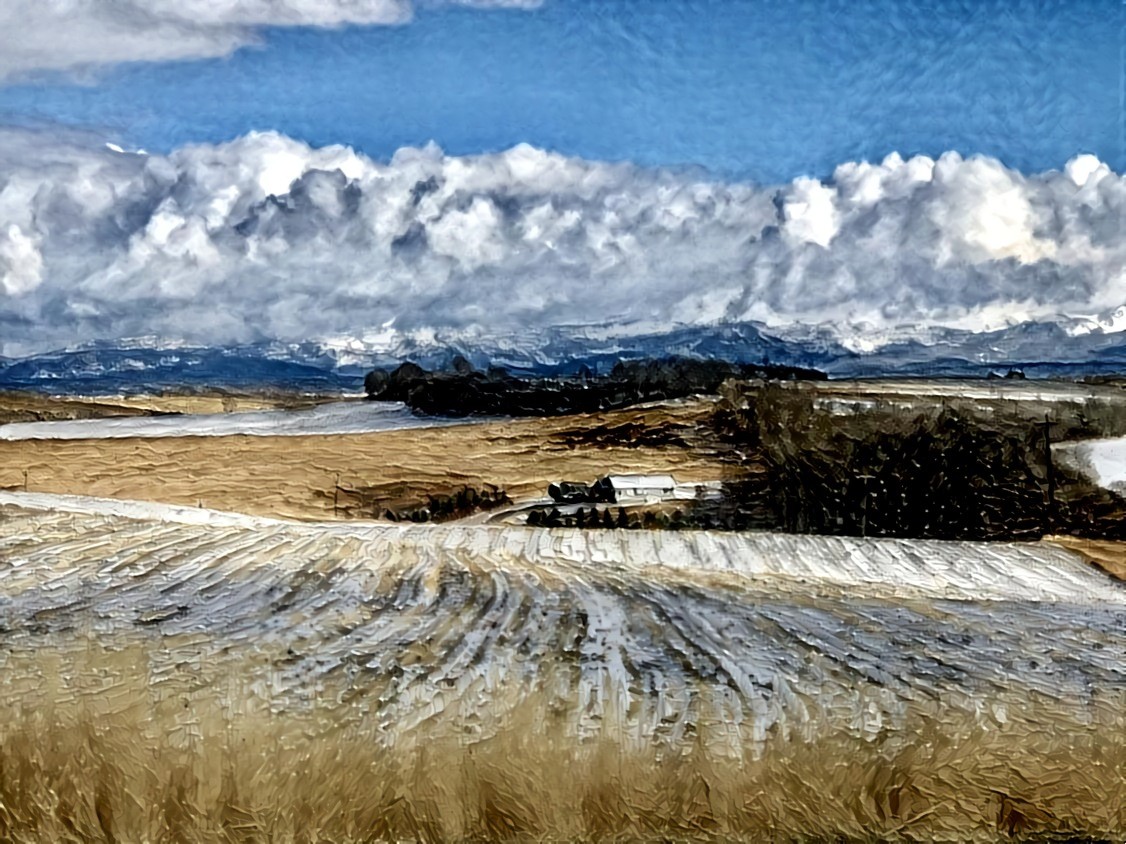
<box><xmin>591</xmin><ymin>474</ymin><xmax>676</xmax><ymax>502</ymax></box>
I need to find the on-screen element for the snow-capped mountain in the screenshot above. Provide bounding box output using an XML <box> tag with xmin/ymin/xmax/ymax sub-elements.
<box><xmin>7</xmin><ymin>318</ymin><xmax>1126</xmax><ymax>394</ymax></box>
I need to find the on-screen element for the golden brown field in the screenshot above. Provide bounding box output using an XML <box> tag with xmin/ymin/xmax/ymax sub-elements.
<box><xmin>1</xmin><ymin>498</ymin><xmax>1124</xmax><ymax>842</ymax></box>
<box><xmin>64</xmin><ymin>392</ymin><xmax>322</xmax><ymax>415</ymax></box>
<box><xmin>3</xmin><ymin>642</ymin><xmax>1122</xmax><ymax>842</ymax></box>
<box><xmin>4</xmin><ymin>392</ymin><xmax>1126</xmax><ymax>841</ymax></box>
<box><xmin>0</xmin><ymin>389</ymin><xmax>335</xmax><ymax>424</ymax></box>
<box><xmin>0</xmin><ymin>390</ymin><xmax>152</xmax><ymax>424</ymax></box>
<box><xmin>0</xmin><ymin>400</ymin><xmax>732</xmax><ymax>520</ymax></box>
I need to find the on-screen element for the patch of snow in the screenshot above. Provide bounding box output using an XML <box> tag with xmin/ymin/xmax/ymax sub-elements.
<box><xmin>1055</xmin><ymin>438</ymin><xmax>1126</xmax><ymax>493</ymax></box>
<box><xmin>1</xmin><ymin>490</ymin><xmax>1120</xmax><ymax>606</ymax></box>
<box><xmin>0</xmin><ymin>401</ymin><xmax>488</xmax><ymax>440</ymax></box>
<box><xmin>0</xmin><ymin>490</ymin><xmax>287</xmax><ymax>529</ymax></box>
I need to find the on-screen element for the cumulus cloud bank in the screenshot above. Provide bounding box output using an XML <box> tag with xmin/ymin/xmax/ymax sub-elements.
<box><xmin>0</xmin><ymin>0</ymin><xmax>538</xmax><ymax>81</ymax></box>
<box><xmin>0</xmin><ymin>128</ymin><xmax>1122</xmax><ymax>355</ymax></box>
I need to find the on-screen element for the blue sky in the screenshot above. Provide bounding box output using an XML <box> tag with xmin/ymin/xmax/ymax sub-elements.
<box><xmin>1</xmin><ymin>0</ymin><xmax>1124</xmax><ymax>354</ymax></box>
<box><xmin>0</xmin><ymin>0</ymin><xmax>1119</xmax><ymax>181</ymax></box>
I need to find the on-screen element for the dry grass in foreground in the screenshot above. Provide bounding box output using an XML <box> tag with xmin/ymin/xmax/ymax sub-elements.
<box><xmin>0</xmin><ymin>641</ymin><xmax>1122</xmax><ymax>842</ymax></box>
<box><xmin>0</xmin><ymin>401</ymin><xmax>732</xmax><ymax>520</ymax></box>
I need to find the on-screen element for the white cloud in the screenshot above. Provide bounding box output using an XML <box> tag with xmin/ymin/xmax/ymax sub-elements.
<box><xmin>0</xmin><ymin>129</ymin><xmax>1123</xmax><ymax>354</ymax></box>
<box><xmin>782</xmin><ymin>177</ymin><xmax>840</xmax><ymax>248</ymax></box>
<box><xmin>0</xmin><ymin>225</ymin><xmax>43</xmax><ymax>295</ymax></box>
<box><xmin>0</xmin><ymin>0</ymin><xmax>537</xmax><ymax>81</ymax></box>
<box><xmin>428</xmin><ymin>0</ymin><xmax>542</xmax><ymax>7</ymax></box>
<box><xmin>1066</xmin><ymin>154</ymin><xmax>1107</xmax><ymax>188</ymax></box>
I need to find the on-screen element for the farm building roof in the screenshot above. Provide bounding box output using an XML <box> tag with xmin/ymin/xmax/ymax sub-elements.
<box><xmin>602</xmin><ymin>474</ymin><xmax>676</xmax><ymax>489</ymax></box>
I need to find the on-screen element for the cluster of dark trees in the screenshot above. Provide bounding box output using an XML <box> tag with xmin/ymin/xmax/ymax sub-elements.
<box><xmin>522</xmin><ymin>381</ymin><xmax>1126</xmax><ymax>540</ymax></box>
<box><xmin>527</xmin><ymin>506</ymin><xmax>688</xmax><ymax>530</ymax></box>
<box><xmin>547</xmin><ymin>478</ymin><xmax>623</xmax><ymax>505</ymax></box>
<box><xmin>362</xmin><ymin>352</ymin><xmax>1126</xmax><ymax>540</ymax></box>
<box><xmin>364</xmin><ymin>356</ymin><xmax>825</xmax><ymax>417</ymax></box>
<box><xmin>757</xmin><ymin>406</ymin><xmax>1050</xmax><ymax>540</ymax></box>
<box><xmin>383</xmin><ymin>485</ymin><xmax>511</xmax><ymax>523</ymax></box>
<box><xmin>703</xmin><ymin>382</ymin><xmax>1126</xmax><ymax>541</ymax></box>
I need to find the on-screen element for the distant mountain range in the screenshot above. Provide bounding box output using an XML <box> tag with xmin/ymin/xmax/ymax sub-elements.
<box><xmin>6</xmin><ymin>319</ymin><xmax>1126</xmax><ymax>394</ymax></box>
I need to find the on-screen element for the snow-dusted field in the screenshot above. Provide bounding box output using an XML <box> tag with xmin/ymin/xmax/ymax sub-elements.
<box><xmin>1056</xmin><ymin>437</ymin><xmax>1126</xmax><ymax>493</ymax></box>
<box><xmin>1</xmin><ymin>491</ymin><xmax>1124</xmax><ymax>750</ymax></box>
<box><xmin>813</xmin><ymin>379</ymin><xmax>1116</xmax><ymax>403</ymax></box>
<box><xmin>4</xmin><ymin>491</ymin><xmax>1126</xmax><ymax>838</ymax></box>
<box><xmin>0</xmin><ymin>400</ymin><xmax>475</xmax><ymax>440</ymax></box>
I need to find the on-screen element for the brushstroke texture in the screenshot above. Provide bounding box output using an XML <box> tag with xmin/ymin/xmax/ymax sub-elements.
<box><xmin>1</xmin><ymin>492</ymin><xmax>1124</xmax><ymax>838</ymax></box>
<box><xmin>0</xmin><ymin>0</ymin><xmax>540</xmax><ymax>81</ymax></box>
<box><xmin>0</xmin><ymin>129</ymin><xmax>1122</xmax><ymax>356</ymax></box>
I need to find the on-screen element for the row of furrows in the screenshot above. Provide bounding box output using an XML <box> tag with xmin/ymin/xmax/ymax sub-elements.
<box><xmin>548</xmin><ymin>558</ymin><xmax>1126</xmax><ymax>726</ymax></box>
<box><xmin>2</xmin><ymin>524</ymin><xmax>284</xmax><ymax>631</ymax></box>
<box><xmin>0</xmin><ymin>519</ymin><xmax>839</xmax><ymax>738</ymax></box>
<box><xmin>6</xmin><ymin>504</ymin><xmax>1126</xmax><ymax>604</ymax></box>
<box><xmin>442</xmin><ymin>525</ymin><xmax>1126</xmax><ymax>604</ymax></box>
<box><xmin>3</xmin><ymin>506</ymin><xmax>1126</xmax><ymax>743</ymax></box>
<box><xmin>0</xmin><ymin>514</ymin><xmax>181</xmax><ymax>631</ymax></box>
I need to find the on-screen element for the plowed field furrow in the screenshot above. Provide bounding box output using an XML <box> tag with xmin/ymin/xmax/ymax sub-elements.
<box><xmin>3</xmin><ymin>493</ymin><xmax>1126</xmax><ymax>758</ymax></box>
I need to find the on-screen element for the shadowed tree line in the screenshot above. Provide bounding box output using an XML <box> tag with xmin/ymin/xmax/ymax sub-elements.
<box><xmin>527</xmin><ymin>506</ymin><xmax>694</xmax><ymax>530</ymax></box>
<box><xmin>382</xmin><ymin>485</ymin><xmax>512</xmax><ymax>523</ymax></box>
<box><xmin>698</xmin><ymin>382</ymin><xmax>1126</xmax><ymax>541</ymax></box>
<box><xmin>364</xmin><ymin>356</ymin><xmax>825</xmax><ymax>417</ymax></box>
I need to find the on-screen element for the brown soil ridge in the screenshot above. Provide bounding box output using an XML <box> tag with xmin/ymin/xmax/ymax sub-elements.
<box><xmin>1045</xmin><ymin>535</ymin><xmax>1126</xmax><ymax>582</ymax></box>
